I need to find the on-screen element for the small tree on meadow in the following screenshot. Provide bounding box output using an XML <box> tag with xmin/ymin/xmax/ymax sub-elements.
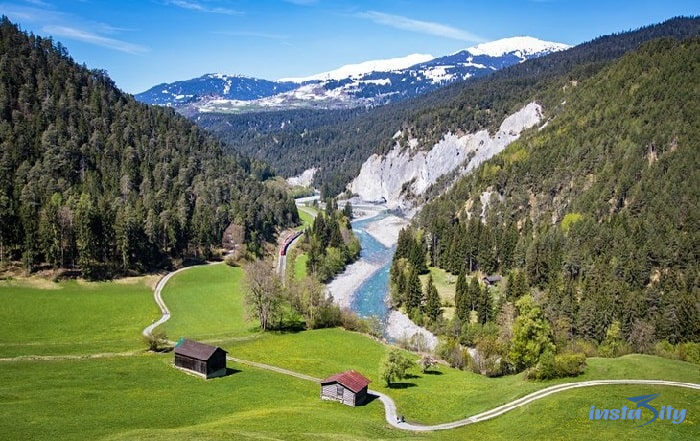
<box><xmin>380</xmin><ymin>348</ymin><xmax>414</xmax><ymax>387</ymax></box>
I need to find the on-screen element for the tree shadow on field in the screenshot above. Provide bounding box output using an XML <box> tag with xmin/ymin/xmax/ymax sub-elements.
<box><xmin>423</xmin><ymin>370</ymin><xmax>443</xmax><ymax>375</ymax></box>
<box><xmin>387</xmin><ymin>382</ymin><xmax>417</xmax><ymax>389</ymax></box>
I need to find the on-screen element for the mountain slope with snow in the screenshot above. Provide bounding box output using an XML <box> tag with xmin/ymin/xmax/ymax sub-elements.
<box><xmin>135</xmin><ymin>37</ymin><xmax>571</xmax><ymax>113</ymax></box>
<box><xmin>467</xmin><ymin>36</ymin><xmax>571</xmax><ymax>57</ymax></box>
<box><xmin>279</xmin><ymin>53</ymin><xmax>434</xmax><ymax>82</ymax></box>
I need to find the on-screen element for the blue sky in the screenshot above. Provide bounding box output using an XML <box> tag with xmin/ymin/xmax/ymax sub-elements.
<box><xmin>2</xmin><ymin>0</ymin><xmax>698</xmax><ymax>94</ymax></box>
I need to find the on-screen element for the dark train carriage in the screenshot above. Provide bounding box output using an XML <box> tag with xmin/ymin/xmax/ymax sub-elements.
<box><xmin>174</xmin><ymin>339</ymin><xmax>227</xmax><ymax>379</ymax></box>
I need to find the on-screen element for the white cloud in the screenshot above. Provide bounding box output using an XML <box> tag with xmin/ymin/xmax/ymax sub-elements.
<box><xmin>43</xmin><ymin>25</ymin><xmax>149</xmax><ymax>54</ymax></box>
<box><xmin>22</xmin><ymin>0</ymin><xmax>52</xmax><ymax>8</ymax></box>
<box><xmin>165</xmin><ymin>0</ymin><xmax>242</xmax><ymax>15</ymax></box>
<box><xmin>357</xmin><ymin>11</ymin><xmax>484</xmax><ymax>42</ymax></box>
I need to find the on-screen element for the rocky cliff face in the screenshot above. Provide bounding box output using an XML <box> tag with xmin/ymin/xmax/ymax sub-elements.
<box><xmin>348</xmin><ymin>102</ymin><xmax>544</xmax><ymax>209</ymax></box>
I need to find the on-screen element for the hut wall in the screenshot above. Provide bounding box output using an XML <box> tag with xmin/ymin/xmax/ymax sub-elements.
<box><xmin>321</xmin><ymin>383</ymin><xmax>344</xmax><ymax>402</ymax></box>
<box><xmin>321</xmin><ymin>383</ymin><xmax>365</xmax><ymax>406</ymax></box>
<box><xmin>207</xmin><ymin>350</ymin><xmax>227</xmax><ymax>377</ymax></box>
<box><xmin>175</xmin><ymin>354</ymin><xmax>208</xmax><ymax>375</ymax></box>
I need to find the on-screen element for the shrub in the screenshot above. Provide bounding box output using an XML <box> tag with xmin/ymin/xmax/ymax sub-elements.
<box><xmin>436</xmin><ymin>338</ymin><xmax>470</xmax><ymax>370</ymax></box>
<box><xmin>339</xmin><ymin>308</ymin><xmax>368</xmax><ymax>333</ymax></box>
<box><xmin>525</xmin><ymin>351</ymin><xmax>587</xmax><ymax>381</ymax></box>
<box><xmin>143</xmin><ymin>330</ymin><xmax>169</xmax><ymax>352</ymax></box>
<box><xmin>554</xmin><ymin>352</ymin><xmax>587</xmax><ymax>377</ymax></box>
<box><xmin>681</xmin><ymin>342</ymin><xmax>700</xmax><ymax>364</ymax></box>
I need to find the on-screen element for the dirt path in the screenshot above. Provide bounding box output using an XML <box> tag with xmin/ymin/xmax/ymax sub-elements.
<box><xmin>0</xmin><ymin>351</ymin><xmax>140</xmax><ymax>362</ymax></box>
<box><xmin>371</xmin><ymin>379</ymin><xmax>700</xmax><ymax>431</ymax></box>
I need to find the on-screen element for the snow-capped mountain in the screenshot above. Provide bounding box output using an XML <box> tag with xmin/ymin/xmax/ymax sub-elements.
<box><xmin>135</xmin><ymin>73</ymin><xmax>301</xmax><ymax>107</ymax></box>
<box><xmin>135</xmin><ymin>37</ymin><xmax>570</xmax><ymax>113</ymax></box>
<box><xmin>279</xmin><ymin>53</ymin><xmax>434</xmax><ymax>82</ymax></box>
<box><xmin>467</xmin><ymin>36</ymin><xmax>571</xmax><ymax>58</ymax></box>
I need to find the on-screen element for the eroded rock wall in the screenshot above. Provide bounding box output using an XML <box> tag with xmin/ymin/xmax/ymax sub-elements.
<box><xmin>348</xmin><ymin>102</ymin><xmax>543</xmax><ymax>209</ymax></box>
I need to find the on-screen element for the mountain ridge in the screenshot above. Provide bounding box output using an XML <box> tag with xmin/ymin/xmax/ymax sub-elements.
<box><xmin>135</xmin><ymin>36</ymin><xmax>570</xmax><ymax>113</ymax></box>
<box><xmin>198</xmin><ymin>16</ymin><xmax>700</xmax><ymax>198</ymax></box>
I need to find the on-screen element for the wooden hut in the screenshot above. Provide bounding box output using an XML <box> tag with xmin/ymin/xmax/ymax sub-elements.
<box><xmin>320</xmin><ymin>370</ymin><xmax>371</xmax><ymax>406</ymax></box>
<box><xmin>483</xmin><ymin>275</ymin><xmax>502</xmax><ymax>286</ymax></box>
<box><xmin>174</xmin><ymin>339</ymin><xmax>227</xmax><ymax>379</ymax></box>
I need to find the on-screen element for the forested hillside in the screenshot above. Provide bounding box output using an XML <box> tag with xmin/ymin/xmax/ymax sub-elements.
<box><xmin>0</xmin><ymin>17</ymin><xmax>298</xmax><ymax>278</ymax></box>
<box><xmin>403</xmin><ymin>37</ymin><xmax>699</xmax><ymax>363</ymax></box>
<box><xmin>202</xmin><ymin>17</ymin><xmax>700</xmax><ymax>197</ymax></box>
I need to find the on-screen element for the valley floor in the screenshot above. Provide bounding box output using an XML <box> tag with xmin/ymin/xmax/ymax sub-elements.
<box><xmin>0</xmin><ymin>264</ymin><xmax>697</xmax><ymax>440</ymax></box>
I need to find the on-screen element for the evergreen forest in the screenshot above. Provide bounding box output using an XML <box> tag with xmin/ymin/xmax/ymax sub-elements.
<box><xmin>301</xmin><ymin>200</ymin><xmax>361</xmax><ymax>283</ymax></box>
<box><xmin>0</xmin><ymin>17</ymin><xmax>298</xmax><ymax>278</ymax></box>
<box><xmin>391</xmin><ymin>36</ymin><xmax>699</xmax><ymax>374</ymax></box>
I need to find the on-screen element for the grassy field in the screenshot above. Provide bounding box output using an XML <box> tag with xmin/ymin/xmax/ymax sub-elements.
<box><xmin>228</xmin><ymin>327</ymin><xmax>700</xmax><ymax>425</ymax></box>
<box><xmin>0</xmin><ymin>264</ymin><xmax>697</xmax><ymax>440</ymax></box>
<box><xmin>297</xmin><ymin>205</ymin><xmax>317</xmax><ymax>230</ymax></box>
<box><xmin>0</xmin><ymin>276</ymin><xmax>159</xmax><ymax>357</ymax></box>
<box><xmin>0</xmin><ymin>353</ymin><xmax>696</xmax><ymax>441</ymax></box>
<box><xmin>420</xmin><ymin>267</ymin><xmax>507</xmax><ymax>320</ymax></box>
<box><xmin>159</xmin><ymin>264</ymin><xmax>257</xmax><ymax>341</ymax></box>
<box><xmin>293</xmin><ymin>253</ymin><xmax>309</xmax><ymax>280</ymax></box>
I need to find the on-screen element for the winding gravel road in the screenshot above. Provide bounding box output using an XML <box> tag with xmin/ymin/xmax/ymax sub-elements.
<box><xmin>144</xmin><ymin>266</ymin><xmax>700</xmax><ymax>432</ymax></box>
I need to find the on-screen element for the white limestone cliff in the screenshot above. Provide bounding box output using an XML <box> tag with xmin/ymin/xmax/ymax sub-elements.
<box><xmin>348</xmin><ymin>102</ymin><xmax>544</xmax><ymax>209</ymax></box>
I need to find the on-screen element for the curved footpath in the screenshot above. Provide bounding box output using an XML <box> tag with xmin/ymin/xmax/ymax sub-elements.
<box><xmin>144</xmin><ymin>266</ymin><xmax>700</xmax><ymax>432</ymax></box>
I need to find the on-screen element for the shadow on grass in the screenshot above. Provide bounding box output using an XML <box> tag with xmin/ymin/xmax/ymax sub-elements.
<box><xmin>360</xmin><ymin>394</ymin><xmax>380</xmax><ymax>406</ymax></box>
<box><xmin>223</xmin><ymin>367</ymin><xmax>242</xmax><ymax>377</ymax></box>
<box><xmin>423</xmin><ymin>370</ymin><xmax>443</xmax><ymax>375</ymax></box>
<box><xmin>387</xmin><ymin>382</ymin><xmax>417</xmax><ymax>389</ymax></box>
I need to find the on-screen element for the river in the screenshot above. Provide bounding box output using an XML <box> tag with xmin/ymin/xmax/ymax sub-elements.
<box><xmin>347</xmin><ymin>213</ymin><xmax>395</xmax><ymax>322</ymax></box>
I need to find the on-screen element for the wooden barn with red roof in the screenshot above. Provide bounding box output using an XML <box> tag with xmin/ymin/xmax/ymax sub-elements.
<box><xmin>320</xmin><ymin>370</ymin><xmax>371</xmax><ymax>406</ymax></box>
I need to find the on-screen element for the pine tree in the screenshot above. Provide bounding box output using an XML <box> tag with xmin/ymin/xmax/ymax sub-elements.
<box><xmin>406</xmin><ymin>266</ymin><xmax>423</xmax><ymax>312</ymax></box>
<box><xmin>424</xmin><ymin>274</ymin><xmax>442</xmax><ymax>322</ymax></box>
<box><xmin>455</xmin><ymin>271</ymin><xmax>468</xmax><ymax>322</ymax></box>
<box><xmin>467</xmin><ymin>276</ymin><xmax>481</xmax><ymax>312</ymax></box>
<box><xmin>478</xmin><ymin>285</ymin><xmax>493</xmax><ymax>325</ymax></box>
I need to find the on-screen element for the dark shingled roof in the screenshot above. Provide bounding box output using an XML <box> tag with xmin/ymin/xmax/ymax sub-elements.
<box><xmin>483</xmin><ymin>275</ymin><xmax>502</xmax><ymax>284</ymax></box>
<box><xmin>174</xmin><ymin>339</ymin><xmax>226</xmax><ymax>361</ymax></box>
<box><xmin>321</xmin><ymin>370</ymin><xmax>371</xmax><ymax>393</ymax></box>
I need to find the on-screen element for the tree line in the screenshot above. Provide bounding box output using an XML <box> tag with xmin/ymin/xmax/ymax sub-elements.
<box><xmin>302</xmin><ymin>200</ymin><xmax>361</xmax><ymax>283</ymax></box>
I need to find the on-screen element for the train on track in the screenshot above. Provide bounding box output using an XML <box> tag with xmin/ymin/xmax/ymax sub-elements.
<box><xmin>280</xmin><ymin>231</ymin><xmax>303</xmax><ymax>256</ymax></box>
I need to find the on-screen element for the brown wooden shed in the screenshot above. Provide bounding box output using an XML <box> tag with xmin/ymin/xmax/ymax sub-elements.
<box><xmin>320</xmin><ymin>370</ymin><xmax>371</xmax><ymax>406</ymax></box>
<box><xmin>174</xmin><ymin>339</ymin><xmax>227</xmax><ymax>379</ymax></box>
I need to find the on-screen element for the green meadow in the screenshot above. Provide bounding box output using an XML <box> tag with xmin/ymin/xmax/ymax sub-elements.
<box><xmin>159</xmin><ymin>264</ymin><xmax>256</xmax><ymax>341</ymax></box>
<box><xmin>0</xmin><ymin>264</ymin><xmax>697</xmax><ymax>440</ymax></box>
<box><xmin>0</xmin><ymin>276</ymin><xmax>159</xmax><ymax>357</ymax></box>
<box><xmin>297</xmin><ymin>205</ymin><xmax>317</xmax><ymax>229</ymax></box>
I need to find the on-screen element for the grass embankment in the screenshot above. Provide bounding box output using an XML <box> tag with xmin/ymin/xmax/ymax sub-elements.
<box><xmin>159</xmin><ymin>264</ymin><xmax>256</xmax><ymax>342</ymax></box>
<box><xmin>287</xmin><ymin>204</ymin><xmax>316</xmax><ymax>280</ymax></box>
<box><xmin>1</xmin><ymin>265</ymin><xmax>697</xmax><ymax>440</ymax></box>
<box><xmin>0</xmin><ymin>276</ymin><xmax>159</xmax><ymax>357</ymax></box>
<box><xmin>297</xmin><ymin>205</ymin><xmax>317</xmax><ymax>230</ymax></box>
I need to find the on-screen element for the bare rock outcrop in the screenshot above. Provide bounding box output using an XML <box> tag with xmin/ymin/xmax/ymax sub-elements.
<box><xmin>348</xmin><ymin>102</ymin><xmax>543</xmax><ymax>209</ymax></box>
